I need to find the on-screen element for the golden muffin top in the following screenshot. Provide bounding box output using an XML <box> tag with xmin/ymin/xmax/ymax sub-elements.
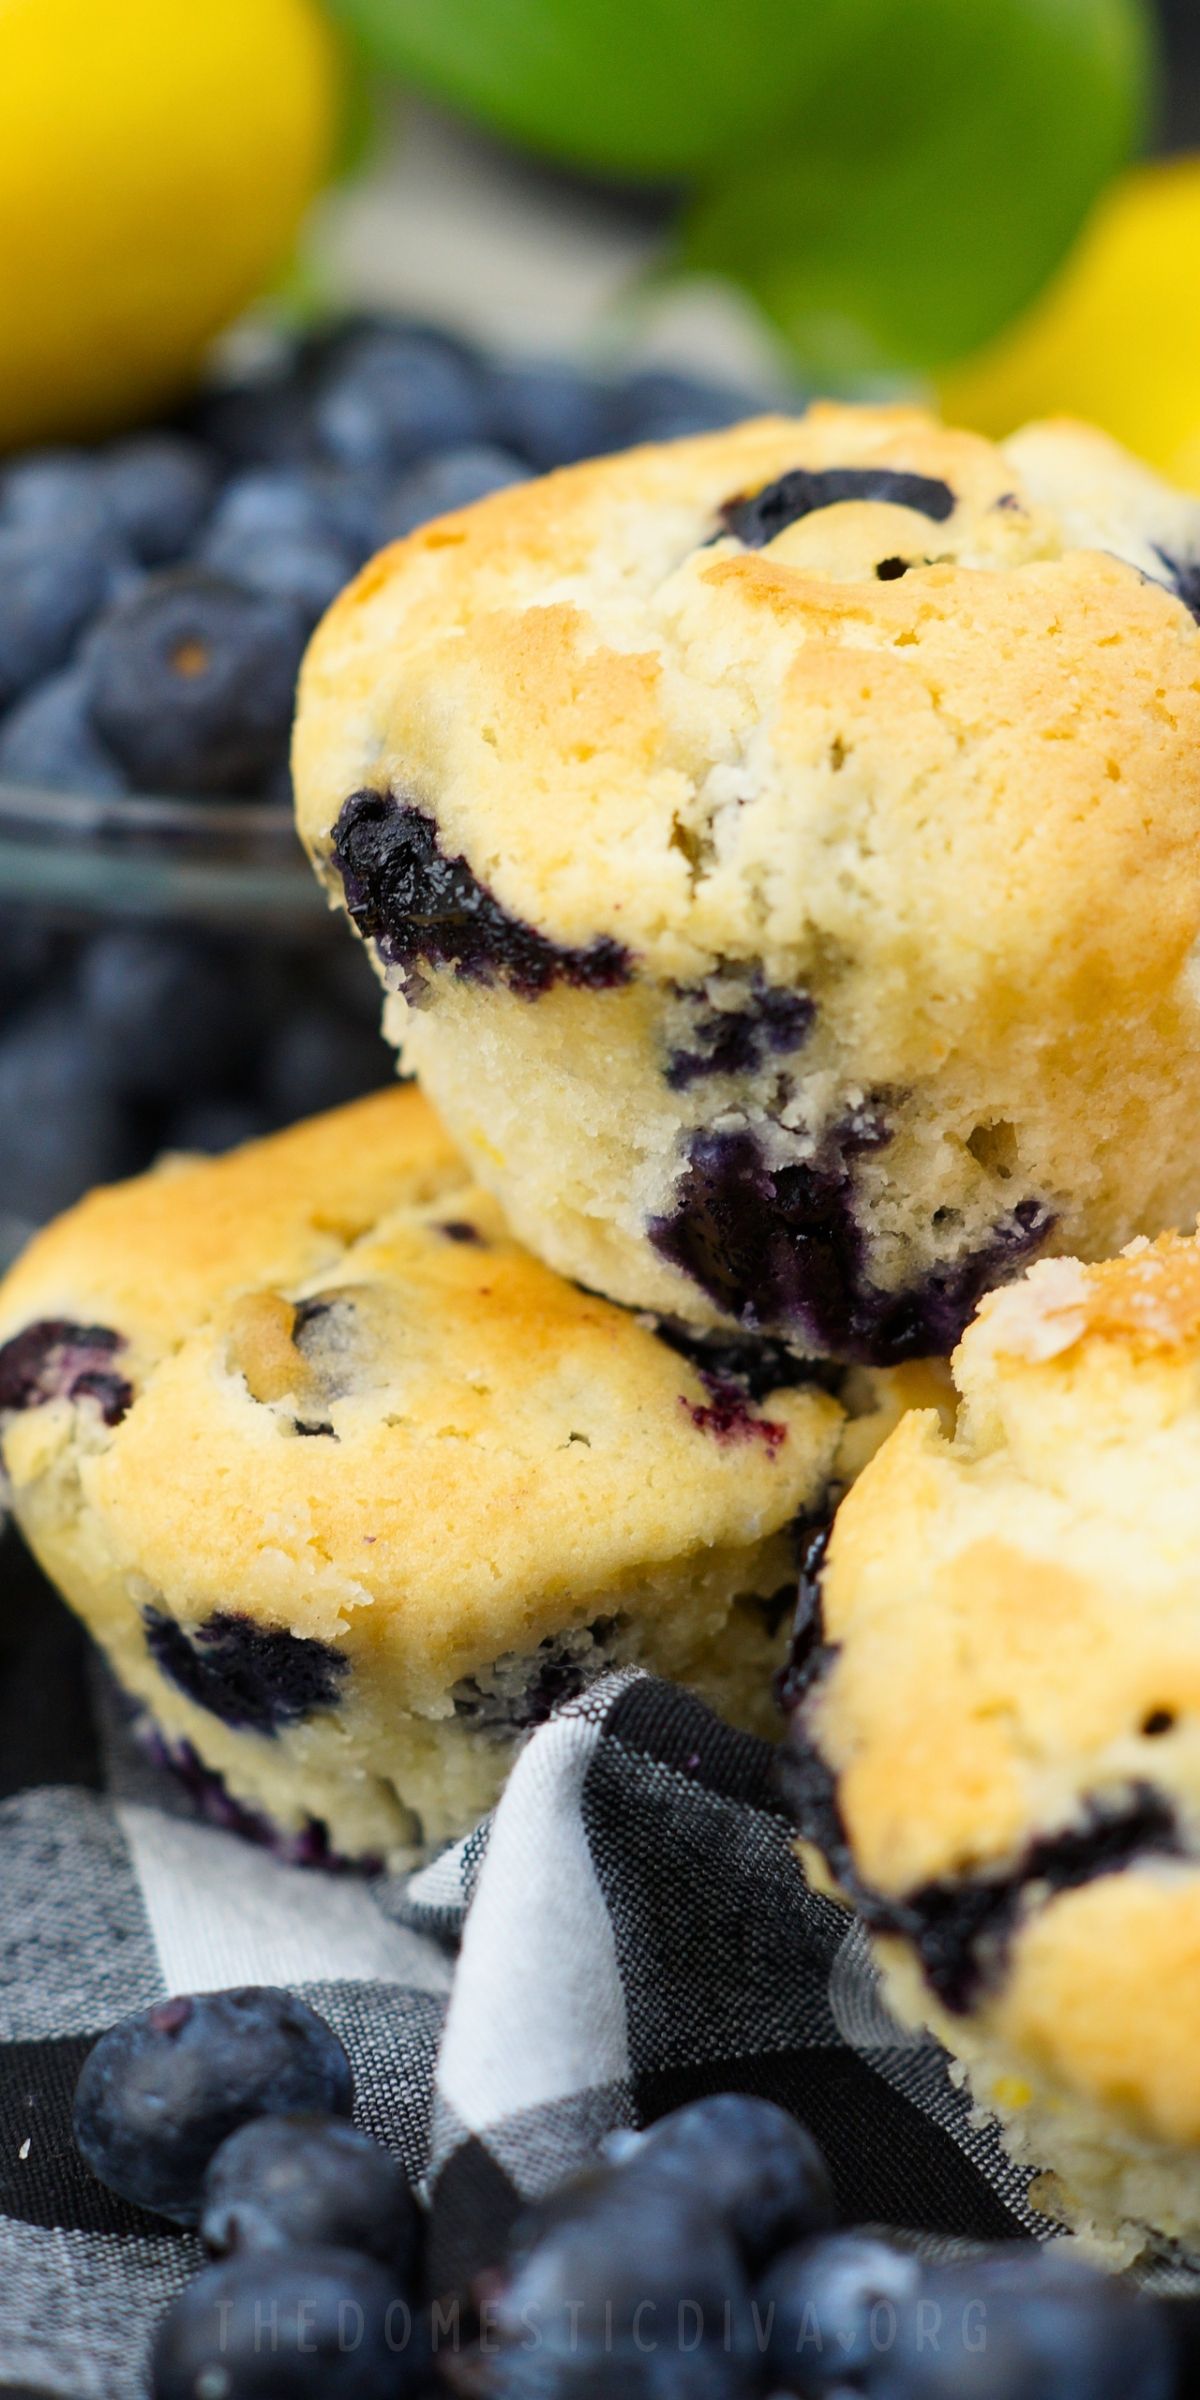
<box><xmin>0</xmin><ymin>1088</ymin><xmax>844</xmax><ymax>1684</ymax></box>
<box><xmin>294</xmin><ymin>404</ymin><xmax>1200</xmax><ymax>1052</ymax></box>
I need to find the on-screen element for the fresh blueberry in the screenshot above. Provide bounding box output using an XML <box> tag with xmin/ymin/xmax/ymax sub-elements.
<box><xmin>300</xmin><ymin>309</ymin><xmax>475</xmax><ymax>380</ymax></box>
<box><xmin>487</xmin><ymin>359</ymin><xmax>613</xmax><ymax>469</ymax></box>
<box><xmin>165</xmin><ymin>1096</ymin><xmax>273</xmax><ymax>1155</ymax></box>
<box><xmin>305</xmin><ymin>465</ymin><xmax>392</xmax><ymax>564</ymax></box>
<box><xmin>1</xmin><ymin>447</ymin><xmax>110</xmax><ymax>536</ymax></box>
<box><xmin>201</xmin><ymin>2113</ymin><xmax>421</xmax><ymax>2282</ymax></box>
<box><xmin>185</xmin><ymin>370</ymin><xmax>318</xmax><ymax>469</ymax></box>
<box><xmin>379</xmin><ymin>444</ymin><xmax>528</xmax><ymax>542</ymax></box>
<box><xmin>77</xmin><ymin>928</ymin><xmax>246</xmax><ymax>1101</ymax></box>
<box><xmin>621</xmin><ymin>2094</ymin><xmax>835</xmax><ymax>2272</ymax></box>
<box><xmin>73</xmin><ymin>1987</ymin><xmax>354</xmax><ymax>2225</ymax></box>
<box><xmin>493</xmin><ymin>2164</ymin><xmax>755</xmax><ymax>2399</ymax></box>
<box><xmin>0</xmin><ymin>665</ymin><xmax>129</xmax><ymax>796</ymax></box>
<box><xmin>98</xmin><ymin>434</ymin><xmax>217</xmax><ymax>564</ymax></box>
<box><xmin>757</xmin><ymin>2232</ymin><xmax>922</xmax><ymax>2392</ymax></box>
<box><xmin>314</xmin><ymin>329</ymin><xmax>487</xmax><ymax>472</ymax></box>
<box><xmin>0</xmin><ymin>524</ymin><xmax>118</xmax><ymax>708</ymax></box>
<box><xmin>150</xmin><ymin>2247</ymin><xmax>422</xmax><ymax>2400</ymax></box>
<box><xmin>260</xmin><ymin>1003</ymin><xmax>389</xmax><ymax>1124</ymax></box>
<box><xmin>201</xmin><ymin>524</ymin><xmax>354</xmax><ymax>625</ymax></box>
<box><xmin>0</xmin><ymin>455</ymin><xmax>138</xmax><ymax>610</ymax></box>
<box><xmin>199</xmin><ymin>472</ymin><xmax>364</xmax><ymax>615</ymax></box>
<box><xmin>863</xmin><ymin>2246</ymin><xmax>1174</xmax><ymax>2400</ymax></box>
<box><xmin>609</xmin><ymin>368</ymin><xmax>759</xmax><ymax>447</ymax></box>
<box><xmin>200</xmin><ymin>466</ymin><xmax>327</xmax><ymax>547</ymax></box>
<box><xmin>86</xmin><ymin>570</ymin><xmax>308</xmax><ymax>796</ymax></box>
<box><xmin>200</xmin><ymin>466</ymin><xmax>377</xmax><ymax>568</ymax></box>
<box><xmin>0</xmin><ymin>1000</ymin><xmax>134</xmax><ymax>1222</ymax></box>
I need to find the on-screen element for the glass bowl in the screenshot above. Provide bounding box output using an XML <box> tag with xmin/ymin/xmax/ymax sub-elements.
<box><xmin>0</xmin><ymin>781</ymin><xmax>391</xmax><ymax>1267</ymax></box>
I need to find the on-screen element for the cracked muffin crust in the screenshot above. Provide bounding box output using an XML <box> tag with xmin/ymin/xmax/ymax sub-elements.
<box><xmin>779</xmin><ymin>1232</ymin><xmax>1200</xmax><ymax>2263</ymax></box>
<box><xmin>0</xmin><ymin>1087</ymin><xmax>859</xmax><ymax>1867</ymax></box>
<box><xmin>293</xmin><ymin>405</ymin><xmax>1200</xmax><ymax>1364</ymax></box>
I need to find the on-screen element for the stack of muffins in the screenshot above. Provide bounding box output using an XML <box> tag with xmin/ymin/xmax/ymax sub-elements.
<box><xmin>5</xmin><ymin>399</ymin><xmax>1200</xmax><ymax>2263</ymax></box>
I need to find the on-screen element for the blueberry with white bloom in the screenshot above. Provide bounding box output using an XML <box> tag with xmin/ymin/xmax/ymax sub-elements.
<box><xmin>201</xmin><ymin>2113</ymin><xmax>421</xmax><ymax>2283</ymax></box>
<box><xmin>757</xmin><ymin>2231</ymin><xmax>922</xmax><ymax>2392</ymax></box>
<box><xmin>74</xmin><ymin>1987</ymin><xmax>354</xmax><ymax>2224</ymax></box>
<box><xmin>620</xmin><ymin>2094</ymin><xmax>836</xmax><ymax>2271</ymax></box>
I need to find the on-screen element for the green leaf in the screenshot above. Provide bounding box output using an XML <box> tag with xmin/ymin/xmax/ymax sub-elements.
<box><xmin>324</xmin><ymin>0</ymin><xmax>884</xmax><ymax>178</ymax></box>
<box><xmin>331</xmin><ymin>53</ymin><xmax>385</xmax><ymax>183</ymax></box>
<box><xmin>681</xmin><ymin>0</ymin><xmax>1154</xmax><ymax>376</ymax></box>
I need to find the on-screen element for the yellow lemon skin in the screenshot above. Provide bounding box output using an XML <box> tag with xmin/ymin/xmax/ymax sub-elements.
<box><xmin>941</xmin><ymin>157</ymin><xmax>1200</xmax><ymax>494</ymax></box>
<box><xmin>0</xmin><ymin>0</ymin><xmax>339</xmax><ymax>450</ymax></box>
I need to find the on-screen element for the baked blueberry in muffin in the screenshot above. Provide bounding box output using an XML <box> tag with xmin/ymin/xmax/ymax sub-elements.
<box><xmin>294</xmin><ymin>405</ymin><xmax>1200</xmax><ymax>1363</ymax></box>
<box><xmin>779</xmin><ymin>1231</ymin><xmax>1200</xmax><ymax>2263</ymax></box>
<box><xmin>0</xmin><ymin>1087</ymin><xmax>865</xmax><ymax>1867</ymax></box>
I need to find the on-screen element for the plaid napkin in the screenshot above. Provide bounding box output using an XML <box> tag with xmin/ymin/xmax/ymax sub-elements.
<box><xmin>0</xmin><ymin>1529</ymin><xmax>1055</xmax><ymax>2400</ymax></box>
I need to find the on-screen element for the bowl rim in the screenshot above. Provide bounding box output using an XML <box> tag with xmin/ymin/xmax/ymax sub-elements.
<box><xmin>0</xmin><ymin>778</ymin><xmax>297</xmax><ymax>842</ymax></box>
<box><xmin>0</xmin><ymin>777</ymin><xmax>326</xmax><ymax>919</ymax></box>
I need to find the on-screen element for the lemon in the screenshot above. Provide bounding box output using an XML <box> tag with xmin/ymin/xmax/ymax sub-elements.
<box><xmin>0</xmin><ymin>0</ymin><xmax>340</xmax><ymax>450</ymax></box>
<box><xmin>941</xmin><ymin>157</ymin><xmax>1200</xmax><ymax>491</ymax></box>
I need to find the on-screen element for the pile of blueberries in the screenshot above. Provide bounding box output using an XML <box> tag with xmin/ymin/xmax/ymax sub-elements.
<box><xmin>0</xmin><ymin>912</ymin><xmax>393</xmax><ymax>1241</ymax></box>
<box><xmin>0</xmin><ymin>318</ymin><xmax>763</xmax><ymax>1237</ymax></box>
<box><xmin>73</xmin><ymin>1982</ymin><xmax>1195</xmax><ymax>2399</ymax></box>
<box><xmin>0</xmin><ymin>317</ymin><xmax>762</xmax><ymax>805</ymax></box>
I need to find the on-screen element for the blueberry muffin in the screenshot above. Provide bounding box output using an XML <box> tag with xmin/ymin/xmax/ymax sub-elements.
<box><xmin>0</xmin><ymin>1087</ymin><xmax>863</xmax><ymax>1868</ymax></box>
<box><xmin>780</xmin><ymin>1232</ymin><xmax>1200</xmax><ymax>2262</ymax></box>
<box><xmin>293</xmin><ymin>406</ymin><xmax>1200</xmax><ymax>1366</ymax></box>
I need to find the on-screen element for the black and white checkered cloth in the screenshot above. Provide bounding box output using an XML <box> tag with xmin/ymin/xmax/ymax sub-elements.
<box><xmin>0</xmin><ymin>1529</ymin><xmax>1056</xmax><ymax>2399</ymax></box>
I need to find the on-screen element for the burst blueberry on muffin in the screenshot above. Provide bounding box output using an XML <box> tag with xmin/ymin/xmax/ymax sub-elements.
<box><xmin>293</xmin><ymin>405</ymin><xmax>1200</xmax><ymax>1366</ymax></box>
<box><xmin>0</xmin><ymin>1087</ymin><xmax>872</xmax><ymax>1868</ymax></box>
<box><xmin>779</xmin><ymin>1232</ymin><xmax>1200</xmax><ymax>2263</ymax></box>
